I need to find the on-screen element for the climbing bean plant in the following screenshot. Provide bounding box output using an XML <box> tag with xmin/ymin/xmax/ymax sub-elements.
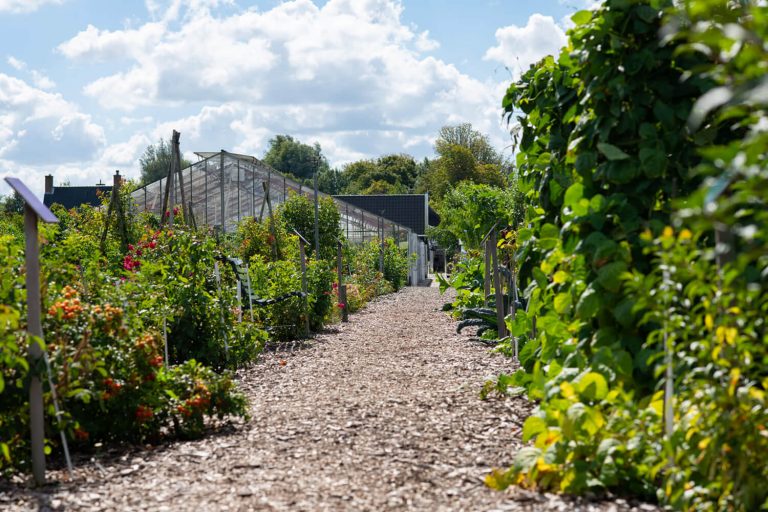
<box><xmin>487</xmin><ymin>0</ymin><xmax>768</xmax><ymax>509</ymax></box>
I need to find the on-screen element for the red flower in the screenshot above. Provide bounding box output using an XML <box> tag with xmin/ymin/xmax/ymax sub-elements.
<box><xmin>337</xmin><ymin>303</ymin><xmax>346</xmax><ymax>309</ymax></box>
<box><xmin>74</xmin><ymin>427</ymin><xmax>89</xmax><ymax>441</ymax></box>
<box><xmin>135</xmin><ymin>405</ymin><xmax>153</xmax><ymax>423</ymax></box>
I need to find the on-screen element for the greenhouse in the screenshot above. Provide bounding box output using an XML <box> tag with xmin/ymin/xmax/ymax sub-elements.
<box><xmin>130</xmin><ymin>150</ymin><xmax>430</xmax><ymax>283</ymax></box>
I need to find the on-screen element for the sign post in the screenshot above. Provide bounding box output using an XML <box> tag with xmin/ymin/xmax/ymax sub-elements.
<box><xmin>5</xmin><ymin>177</ymin><xmax>59</xmax><ymax>486</ymax></box>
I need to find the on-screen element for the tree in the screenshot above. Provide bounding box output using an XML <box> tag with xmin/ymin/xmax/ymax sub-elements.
<box><xmin>263</xmin><ymin>135</ymin><xmax>328</xmax><ymax>181</ymax></box>
<box><xmin>339</xmin><ymin>154</ymin><xmax>418</xmax><ymax>195</ymax></box>
<box><xmin>139</xmin><ymin>138</ymin><xmax>192</xmax><ymax>185</ymax></box>
<box><xmin>435</xmin><ymin>123</ymin><xmax>501</xmax><ymax>165</ymax></box>
<box><xmin>1</xmin><ymin>192</ymin><xmax>24</xmax><ymax>215</ymax></box>
<box><xmin>316</xmin><ymin>168</ymin><xmax>348</xmax><ymax>195</ymax></box>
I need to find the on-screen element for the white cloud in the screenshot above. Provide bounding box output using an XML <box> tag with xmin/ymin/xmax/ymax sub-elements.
<box><xmin>0</xmin><ymin>73</ymin><xmax>105</xmax><ymax>165</ymax></box>
<box><xmin>484</xmin><ymin>14</ymin><xmax>568</xmax><ymax>78</ymax></box>
<box><xmin>7</xmin><ymin>56</ymin><xmax>26</xmax><ymax>70</ymax></box>
<box><xmin>0</xmin><ymin>0</ymin><xmax>64</xmax><ymax>13</ymax></box>
<box><xmin>54</xmin><ymin>0</ymin><xmax>506</xmax><ymax>168</ymax></box>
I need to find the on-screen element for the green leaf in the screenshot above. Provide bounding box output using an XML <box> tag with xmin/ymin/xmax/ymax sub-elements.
<box><xmin>577</xmin><ymin>372</ymin><xmax>608</xmax><ymax>401</ymax></box>
<box><xmin>597</xmin><ymin>142</ymin><xmax>630</xmax><ymax>161</ymax></box>
<box><xmin>564</xmin><ymin>183</ymin><xmax>584</xmax><ymax>208</ymax></box>
<box><xmin>576</xmin><ymin>287</ymin><xmax>601</xmax><ymax>319</ymax></box>
<box><xmin>554</xmin><ymin>293</ymin><xmax>572</xmax><ymax>314</ymax></box>
<box><xmin>571</xmin><ymin>10</ymin><xmax>592</xmax><ymax>26</ymax></box>
<box><xmin>522</xmin><ymin>416</ymin><xmax>548</xmax><ymax>442</ymax></box>
<box><xmin>596</xmin><ymin>261</ymin><xmax>627</xmax><ymax>292</ymax></box>
<box><xmin>639</xmin><ymin>147</ymin><xmax>667</xmax><ymax>178</ymax></box>
<box><xmin>1</xmin><ymin>442</ymin><xmax>10</xmax><ymax>462</ymax></box>
<box><xmin>513</xmin><ymin>447</ymin><xmax>542</xmax><ymax>473</ymax></box>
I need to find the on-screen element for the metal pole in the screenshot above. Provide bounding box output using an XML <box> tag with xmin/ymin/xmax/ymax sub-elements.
<box><xmin>237</xmin><ymin>160</ymin><xmax>241</xmax><ymax>224</ymax></box>
<box><xmin>220</xmin><ymin>151</ymin><xmax>225</xmax><ymax>232</ymax></box>
<box><xmin>314</xmin><ymin>171</ymin><xmax>320</xmax><ymax>257</ymax></box>
<box><xmin>345</xmin><ymin>205</ymin><xmax>350</xmax><ymax>240</ymax></box>
<box><xmin>24</xmin><ymin>206</ymin><xmax>46</xmax><ymax>485</ymax></box>
<box><xmin>204</xmin><ymin>160</ymin><xmax>208</xmax><ymax>227</ymax></box>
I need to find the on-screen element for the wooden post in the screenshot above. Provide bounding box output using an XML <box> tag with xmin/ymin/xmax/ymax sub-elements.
<box><xmin>483</xmin><ymin>239</ymin><xmax>491</xmax><ymax>307</ymax></box>
<box><xmin>5</xmin><ymin>178</ymin><xmax>59</xmax><ymax>486</ymax></box>
<box><xmin>337</xmin><ymin>241</ymin><xmax>347</xmax><ymax>322</ymax></box>
<box><xmin>314</xmin><ymin>171</ymin><xmax>320</xmax><ymax>258</ymax></box>
<box><xmin>378</xmin><ymin>217</ymin><xmax>384</xmax><ymax>274</ymax></box>
<box><xmin>299</xmin><ymin>239</ymin><xmax>310</xmax><ymax>336</ymax></box>
<box><xmin>490</xmin><ymin>228</ymin><xmax>507</xmax><ymax>338</ymax></box>
<box><xmin>25</xmin><ymin>206</ymin><xmax>46</xmax><ymax>485</ymax></box>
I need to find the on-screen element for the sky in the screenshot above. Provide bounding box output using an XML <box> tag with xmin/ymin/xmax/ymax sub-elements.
<box><xmin>0</xmin><ymin>0</ymin><xmax>595</xmax><ymax>197</ymax></box>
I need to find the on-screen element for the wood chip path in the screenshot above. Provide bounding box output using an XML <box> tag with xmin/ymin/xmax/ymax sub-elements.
<box><xmin>1</xmin><ymin>286</ymin><xmax>657</xmax><ymax>511</ymax></box>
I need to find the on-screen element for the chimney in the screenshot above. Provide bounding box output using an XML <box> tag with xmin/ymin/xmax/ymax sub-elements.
<box><xmin>113</xmin><ymin>170</ymin><xmax>121</xmax><ymax>190</ymax></box>
<box><xmin>44</xmin><ymin>175</ymin><xmax>54</xmax><ymax>195</ymax></box>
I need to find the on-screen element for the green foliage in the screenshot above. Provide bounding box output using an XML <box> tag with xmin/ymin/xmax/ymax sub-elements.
<box><xmin>139</xmin><ymin>138</ymin><xmax>192</xmax><ymax>185</ymax></box>
<box><xmin>278</xmin><ymin>194</ymin><xmax>342</xmax><ymax>260</ymax></box>
<box><xmin>263</xmin><ymin>134</ymin><xmax>328</xmax><ymax>181</ymax></box>
<box><xmin>435</xmin><ymin>123</ymin><xmax>501</xmax><ymax>165</ymax></box>
<box><xmin>439</xmin><ymin>183</ymin><xmax>520</xmax><ymax>250</ymax></box>
<box><xmin>1</xmin><ymin>192</ymin><xmax>24</xmax><ymax>215</ymax></box>
<box><xmin>486</xmin><ymin>0</ymin><xmax>768</xmax><ymax>509</ymax></box>
<box><xmin>339</xmin><ymin>154</ymin><xmax>418</xmax><ymax>195</ymax></box>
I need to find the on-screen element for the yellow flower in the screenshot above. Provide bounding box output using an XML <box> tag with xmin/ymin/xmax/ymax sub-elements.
<box><xmin>679</xmin><ymin>229</ymin><xmax>692</xmax><ymax>240</ymax></box>
<box><xmin>662</xmin><ymin>226</ymin><xmax>674</xmax><ymax>238</ymax></box>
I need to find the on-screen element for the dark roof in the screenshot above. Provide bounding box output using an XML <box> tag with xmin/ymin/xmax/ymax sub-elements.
<box><xmin>332</xmin><ymin>194</ymin><xmax>439</xmax><ymax>235</ymax></box>
<box><xmin>43</xmin><ymin>186</ymin><xmax>111</xmax><ymax>209</ymax></box>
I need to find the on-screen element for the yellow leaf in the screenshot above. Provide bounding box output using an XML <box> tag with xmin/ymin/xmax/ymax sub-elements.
<box><xmin>728</xmin><ymin>368</ymin><xmax>741</xmax><ymax>397</ymax></box>
<box><xmin>728</xmin><ymin>306</ymin><xmax>742</xmax><ymax>315</ymax></box>
<box><xmin>705</xmin><ymin>314</ymin><xmax>713</xmax><ymax>330</ymax></box>
<box><xmin>560</xmin><ymin>381</ymin><xmax>576</xmax><ymax>399</ymax></box>
<box><xmin>698</xmin><ymin>437</ymin><xmax>711</xmax><ymax>450</ymax></box>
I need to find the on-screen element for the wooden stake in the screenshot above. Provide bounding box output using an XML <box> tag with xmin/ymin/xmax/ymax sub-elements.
<box><xmin>490</xmin><ymin>228</ymin><xmax>507</xmax><ymax>338</ymax></box>
<box><xmin>299</xmin><ymin>239</ymin><xmax>310</xmax><ymax>337</ymax></box>
<box><xmin>337</xmin><ymin>241</ymin><xmax>347</xmax><ymax>322</ymax></box>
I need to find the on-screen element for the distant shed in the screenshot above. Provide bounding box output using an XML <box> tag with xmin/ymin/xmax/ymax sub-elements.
<box><xmin>332</xmin><ymin>194</ymin><xmax>439</xmax><ymax>235</ymax></box>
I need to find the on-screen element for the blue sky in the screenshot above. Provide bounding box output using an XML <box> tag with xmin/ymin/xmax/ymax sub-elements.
<box><xmin>0</xmin><ymin>0</ymin><xmax>591</xmax><ymax>196</ymax></box>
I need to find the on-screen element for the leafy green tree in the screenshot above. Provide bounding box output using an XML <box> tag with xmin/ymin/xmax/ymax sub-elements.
<box><xmin>339</xmin><ymin>154</ymin><xmax>418</xmax><ymax>195</ymax></box>
<box><xmin>1</xmin><ymin>192</ymin><xmax>24</xmax><ymax>215</ymax></box>
<box><xmin>435</xmin><ymin>123</ymin><xmax>501</xmax><ymax>165</ymax></box>
<box><xmin>316</xmin><ymin>168</ymin><xmax>348</xmax><ymax>195</ymax></box>
<box><xmin>263</xmin><ymin>135</ymin><xmax>328</xmax><ymax>181</ymax></box>
<box><xmin>139</xmin><ymin>138</ymin><xmax>192</xmax><ymax>185</ymax></box>
<box><xmin>416</xmin><ymin>142</ymin><xmax>507</xmax><ymax>201</ymax></box>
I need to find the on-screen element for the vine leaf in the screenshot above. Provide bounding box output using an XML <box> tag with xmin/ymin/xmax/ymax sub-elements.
<box><xmin>597</xmin><ymin>142</ymin><xmax>630</xmax><ymax>161</ymax></box>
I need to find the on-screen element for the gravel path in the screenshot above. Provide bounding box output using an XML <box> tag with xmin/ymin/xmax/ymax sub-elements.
<box><xmin>1</xmin><ymin>287</ymin><xmax>657</xmax><ymax>511</ymax></box>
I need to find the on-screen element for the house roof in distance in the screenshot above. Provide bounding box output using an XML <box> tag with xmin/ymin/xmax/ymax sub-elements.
<box><xmin>332</xmin><ymin>194</ymin><xmax>439</xmax><ymax>235</ymax></box>
<box><xmin>43</xmin><ymin>186</ymin><xmax>111</xmax><ymax>209</ymax></box>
